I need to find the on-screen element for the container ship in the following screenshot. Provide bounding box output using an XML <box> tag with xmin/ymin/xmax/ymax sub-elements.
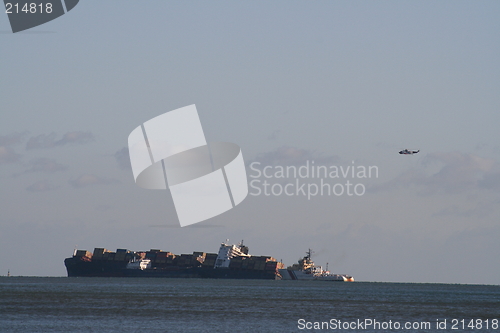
<box><xmin>65</xmin><ymin>242</ymin><xmax>354</xmax><ymax>281</ymax></box>
<box><xmin>64</xmin><ymin>241</ymin><xmax>284</xmax><ymax>279</ymax></box>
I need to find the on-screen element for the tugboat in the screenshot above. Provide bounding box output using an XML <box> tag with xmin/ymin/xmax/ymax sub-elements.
<box><xmin>279</xmin><ymin>249</ymin><xmax>354</xmax><ymax>281</ymax></box>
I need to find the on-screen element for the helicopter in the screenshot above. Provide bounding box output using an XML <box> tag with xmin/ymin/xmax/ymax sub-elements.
<box><xmin>399</xmin><ymin>149</ymin><xmax>419</xmax><ymax>155</ymax></box>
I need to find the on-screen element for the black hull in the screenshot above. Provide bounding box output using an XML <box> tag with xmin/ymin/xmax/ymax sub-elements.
<box><xmin>64</xmin><ymin>257</ymin><xmax>279</xmax><ymax>280</ymax></box>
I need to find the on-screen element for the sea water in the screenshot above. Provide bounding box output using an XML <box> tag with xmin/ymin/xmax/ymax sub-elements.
<box><xmin>1</xmin><ymin>277</ymin><xmax>499</xmax><ymax>332</ymax></box>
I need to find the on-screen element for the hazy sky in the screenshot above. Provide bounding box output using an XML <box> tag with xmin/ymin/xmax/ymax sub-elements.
<box><xmin>1</xmin><ymin>1</ymin><xmax>500</xmax><ymax>284</ymax></box>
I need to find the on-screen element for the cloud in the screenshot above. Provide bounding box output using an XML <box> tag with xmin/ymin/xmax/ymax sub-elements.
<box><xmin>431</xmin><ymin>200</ymin><xmax>500</xmax><ymax>219</ymax></box>
<box><xmin>0</xmin><ymin>146</ymin><xmax>22</xmax><ymax>164</ymax></box>
<box><xmin>58</xmin><ymin>131</ymin><xmax>94</xmax><ymax>145</ymax></box>
<box><xmin>0</xmin><ymin>132</ymin><xmax>28</xmax><ymax>146</ymax></box>
<box><xmin>420</xmin><ymin>152</ymin><xmax>496</xmax><ymax>194</ymax></box>
<box><xmin>248</xmin><ymin>146</ymin><xmax>340</xmax><ymax>167</ymax></box>
<box><xmin>0</xmin><ymin>132</ymin><xmax>27</xmax><ymax>164</ymax></box>
<box><xmin>26</xmin><ymin>131</ymin><xmax>94</xmax><ymax>150</ymax></box>
<box><xmin>26</xmin><ymin>133</ymin><xmax>57</xmax><ymax>149</ymax></box>
<box><xmin>267</xmin><ymin>130</ymin><xmax>280</xmax><ymax>141</ymax></box>
<box><xmin>371</xmin><ymin>152</ymin><xmax>500</xmax><ymax>194</ymax></box>
<box><xmin>15</xmin><ymin>158</ymin><xmax>68</xmax><ymax>176</ymax></box>
<box><xmin>26</xmin><ymin>180</ymin><xmax>58</xmax><ymax>192</ymax></box>
<box><xmin>478</xmin><ymin>172</ymin><xmax>500</xmax><ymax>191</ymax></box>
<box><xmin>69</xmin><ymin>174</ymin><xmax>118</xmax><ymax>188</ymax></box>
<box><xmin>114</xmin><ymin>147</ymin><xmax>131</xmax><ymax>170</ymax></box>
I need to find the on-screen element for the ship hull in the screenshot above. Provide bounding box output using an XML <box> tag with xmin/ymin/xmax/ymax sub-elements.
<box><xmin>279</xmin><ymin>269</ymin><xmax>352</xmax><ymax>281</ymax></box>
<box><xmin>64</xmin><ymin>257</ymin><xmax>279</xmax><ymax>280</ymax></box>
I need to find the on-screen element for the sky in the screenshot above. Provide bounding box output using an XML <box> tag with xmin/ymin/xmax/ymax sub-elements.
<box><xmin>1</xmin><ymin>1</ymin><xmax>500</xmax><ymax>284</ymax></box>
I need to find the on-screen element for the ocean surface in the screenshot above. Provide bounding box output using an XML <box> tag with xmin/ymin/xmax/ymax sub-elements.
<box><xmin>1</xmin><ymin>277</ymin><xmax>499</xmax><ymax>333</ymax></box>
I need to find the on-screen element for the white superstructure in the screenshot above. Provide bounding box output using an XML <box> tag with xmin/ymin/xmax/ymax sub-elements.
<box><xmin>214</xmin><ymin>240</ymin><xmax>250</xmax><ymax>268</ymax></box>
<box><xmin>279</xmin><ymin>249</ymin><xmax>354</xmax><ymax>282</ymax></box>
<box><xmin>126</xmin><ymin>259</ymin><xmax>151</xmax><ymax>270</ymax></box>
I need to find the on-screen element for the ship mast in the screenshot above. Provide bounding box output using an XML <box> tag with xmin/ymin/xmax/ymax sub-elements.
<box><xmin>306</xmin><ymin>248</ymin><xmax>314</xmax><ymax>260</ymax></box>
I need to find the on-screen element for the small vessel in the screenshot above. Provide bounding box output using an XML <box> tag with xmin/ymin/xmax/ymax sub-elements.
<box><xmin>279</xmin><ymin>249</ymin><xmax>354</xmax><ymax>281</ymax></box>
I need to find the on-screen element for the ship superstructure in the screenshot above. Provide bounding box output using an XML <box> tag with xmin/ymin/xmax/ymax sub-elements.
<box><xmin>214</xmin><ymin>241</ymin><xmax>250</xmax><ymax>268</ymax></box>
<box><xmin>279</xmin><ymin>249</ymin><xmax>354</xmax><ymax>281</ymax></box>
